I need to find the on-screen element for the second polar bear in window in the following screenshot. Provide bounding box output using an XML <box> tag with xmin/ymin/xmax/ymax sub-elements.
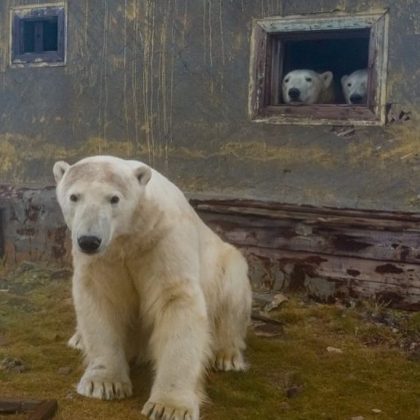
<box><xmin>341</xmin><ymin>69</ymin><xmax>368</xmax><ymax>105</ymax></box>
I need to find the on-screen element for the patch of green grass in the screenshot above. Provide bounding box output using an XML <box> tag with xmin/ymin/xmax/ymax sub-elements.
<box><xmin>0</xmin><ymin>264</ymin><xmax>419</xmax><ymax>419</ymax></box>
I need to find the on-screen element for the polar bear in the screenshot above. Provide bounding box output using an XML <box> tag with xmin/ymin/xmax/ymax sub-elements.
<box><xmin>341</xmin><ymin>69</ymin><xmax>368</xmax><ymax>105</ymax></box>
<box><xmin>282</xmin><ymin>69</ymin><xmax>335</xmax><ymax>104</ymax></box>
<box><xmin>53</xmin><ymin>156</ymin><xmax>252</xmax><ymax>420</ymax></box>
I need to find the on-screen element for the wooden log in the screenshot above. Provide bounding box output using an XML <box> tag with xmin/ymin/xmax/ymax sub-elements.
<box><xmin>0</xmin><ymin>399</ymin><xmax>57</xmax><ymax>419</ymax></box>
<box><xmin>199</xmin><ymin>211</ymin><xmax>420</xmax><ymax>264</ymax></box>
<box><xmin>0</xmin><ymin>400</ymin><xmax>39</xmax><ymax>414</ymax></box>
<box><xmin>29</xmin><ymin>400</ymin><xmax>58</xmax><ymax>420</ymax></box>
<box><xmin>191</xmin><ymin>198</ymin><xmax>420</xmax><ymax>310</ymax></box>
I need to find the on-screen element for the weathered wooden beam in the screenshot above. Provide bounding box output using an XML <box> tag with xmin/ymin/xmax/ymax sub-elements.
<box><xmin>0</xmin><ymin>399</ymin><xmax>57</xmax><ymax>419</ymax></box>
<box><xmin>191</xmin><ymin>198</ymin><xmax>420</xmax><ymax>310</ymax></box>
<box><xmin>199</xmin><ymin>211</ymin><xmax>420</xmax><ymax>264</ymax></box>
<box><xmin>29</xmin><ymin>400</ymin><xmax>58</xmax><ymax>420</ymax></box>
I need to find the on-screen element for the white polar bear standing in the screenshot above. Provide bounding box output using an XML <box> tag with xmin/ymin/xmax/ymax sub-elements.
<box><xmin>282</xmin><ymin>69</ymin><xmax>335</xmax><ymax>104</ymax></box>
<box><xmin>53</xmin><ymin>156</ymin><xmax>252</xmax><ymax>420</ymax></box>
<box><xmin>341</xmin><ymin>69</ymin><xmax>368</xmax><ymax>105</ymax></box>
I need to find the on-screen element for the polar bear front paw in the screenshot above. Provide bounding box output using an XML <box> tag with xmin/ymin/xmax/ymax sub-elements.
<box><xmin>213</xmin><ymin>350</ymin><xmax>247</xmax><ymax>372</ymax></box>
<box><xmin>77</xmin><ymin>370</ymin><xmax>132</xmax><ymax>400</ymax></box>
<box><xmin>141</xmin><ymin>400</ymin><xmax>198</xmax><ymax>420</ymax></box>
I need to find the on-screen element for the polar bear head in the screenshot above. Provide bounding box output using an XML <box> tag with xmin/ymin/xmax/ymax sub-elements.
<box><xmin>53</xmin><ymin>156</ymin><xmax>152</xmax><ymax>255</ymax></box>
<box><xmin>341</xmin><ymin>69</ymin><xmax>368</xmax><ymax>105</ymax></box>
<box><xmin>282</xmin><ymin>70</ymin><xmax>334</xmax><ymax>104</ymax></box>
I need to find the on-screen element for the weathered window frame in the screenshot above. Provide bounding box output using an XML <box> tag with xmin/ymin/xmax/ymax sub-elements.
<box><xmin>249</xmin><ymin>11</ymin><xmax>389</xmax><ymax>126</ymax></box>
<box><xmin>10</xmin><ymin>3</ymin><xmax>66</xmax><ymax>68</ymax></box>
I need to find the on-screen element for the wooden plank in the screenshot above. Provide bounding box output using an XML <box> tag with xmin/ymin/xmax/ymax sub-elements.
<box><xmin>263</xmin><ymin>104</ymin><xmax>378</xmax><ymax>121</ymax></box>
<box><xmin>0</xmin><ymin>399</ymin><xmax>57</xmax><ymax>419</ymax></box>
<box><xmin>276</xmin><ymin>28</ymin><xmax>370</xmax><ymax>42</ymax></box>
<box><xmin>198</xmin><ymin>210</ymin><xmax>420</xmax><ymax>264</ymax></box>
<box><xmin>29</xmin><ymin>400</ymin><xmax>58</xmax><ymax>420</ymax></box>
<box><xmin>0</xmin><ymin>400</ymin><xmax>39</xmax><ymax>414</ymax></box>
<box><xmin>191</xmin><ymin>199</ymin><xmax>420</xmax><ymax>224</ymax></box>
<box><xmin>257</xmin><ymin>12</ymin><xmax>384</xmax><ymax>33</ymax></box>
<box><xmin>244</xmin><ymin>247</ymin><xmax>420</xmax><ymax>289</ymax></box>
<box><xmin>191</xmin><ymin>198</ymin><xmax>420</xmax><ymax>310</ymax></box>
<box><xmin>248</xmin><ymin>22</ymin><xmax>268</xmax><ymax>119</ymax></box>
<box><xmin>244</xmin><ymin>247</ymin><xmax>420</xmax><ymax>310</ymax></box>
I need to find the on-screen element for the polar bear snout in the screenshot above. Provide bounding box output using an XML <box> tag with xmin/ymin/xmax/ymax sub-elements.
<box><xmin>78</xmin><ymin>235</ymin><xmax>102</xmax><ymax>254</ymax></box>
<box><xmin>349</xmin><ymin>93</ymin><xmax>364</xmax><ymax>104</ymax></box>
<box><xmin>288</xmin><ymin>87</ymin><xmax>301</xmax><ymax>100</ymax></box>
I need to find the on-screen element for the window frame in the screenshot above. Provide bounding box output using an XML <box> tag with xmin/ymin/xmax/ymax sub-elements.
<box><xmin>10</xmin><ymin>3</ymin><xmax>67</xmax><ymax>68</ymax></box>
<box><xmin>249</xmin><ymin>11</ymin><xmax>389</xmax><ymax>126</ymax></box>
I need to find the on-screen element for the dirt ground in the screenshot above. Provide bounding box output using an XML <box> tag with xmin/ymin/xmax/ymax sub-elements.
<box><xmin>0</xmin><ymin>263</ymin><xmax>419</xmax><ymax>420</ymax></box>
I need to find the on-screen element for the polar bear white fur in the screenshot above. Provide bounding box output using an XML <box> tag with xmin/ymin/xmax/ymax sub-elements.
<box><xmin>341</xmin><ymin>69</ymin><xmax>368</xmax><ymax>105</ymax></box>
<box><xmin>282</xmin><ymin>69</ymin><xmax>335</xmax><ymax>104</ymax></box>
<box><xmin>53</xmin><ymin>156</ymin><xmax>252</xmax><ymax>420</ymax></box>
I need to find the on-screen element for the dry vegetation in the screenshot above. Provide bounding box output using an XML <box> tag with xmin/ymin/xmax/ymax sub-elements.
<box><xmin>0</xmin><ymin>263</ymin><xmax>419</xmax><ymax>419</ymax></box>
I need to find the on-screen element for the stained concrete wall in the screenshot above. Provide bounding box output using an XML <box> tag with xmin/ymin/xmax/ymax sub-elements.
<box><xmin>0</xmin><ymin>0</ymin><xmax>419</xmax><ymax>211</ymax></box>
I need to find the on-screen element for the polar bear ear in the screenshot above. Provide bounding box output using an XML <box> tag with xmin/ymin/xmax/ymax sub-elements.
<box><xmin>321</xmin><ymin>71</ymin><xmax>333</xmax><ymax>88</ymax></box>
<box><xmin>53</xmin><ymin>161</ymin><xmax>70</xmax><ymax>183</ymax></box>
<box><xmin>134</xmin><ymin>165</ymin><xmax>152</xmax><ymax>186</ymax></box>
<box><xmin>341</xmin><ymin>75</ymin><xmax>348</xmax><ymax>87</ymax></box>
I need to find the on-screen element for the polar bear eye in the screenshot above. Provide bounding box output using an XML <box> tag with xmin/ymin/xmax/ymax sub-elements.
<box><xmin>347</xmin><ymin>82</ymin><xmax>352</xmax><ymax>87</ymax></box>
<box><xmin>284</xmin><ymin>78</ymin><xmax>289</xmax><ymax>83</ymax></box>
<box><xmin>110</xmin><ymin>195</ymin><xmax>120</xmax><ymax>204</ymax></box>
<box><xmin>70</xmin><ymin>194</ymin><xmax>79</xmax><ymax>202</ymax></box>
<box><xmin>305</xmin><ymin>77</ymin><xmax>312</xmax><ymax>82</ymax></box>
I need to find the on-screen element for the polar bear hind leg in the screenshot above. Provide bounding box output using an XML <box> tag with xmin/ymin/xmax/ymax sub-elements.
<box><xmin>212</xmin><ymin>246</ymin><xmax>252</xmax><ymax>372</ymax></box>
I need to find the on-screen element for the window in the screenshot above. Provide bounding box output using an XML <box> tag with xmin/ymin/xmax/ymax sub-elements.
<box><xmin>11</xmin><ymin>4</ymin><xmax>66</xmax><ymax>67</ymax></box>
<box><xmin>249</xmin><ymin>12</ymin><xmax>389</xmax><ymax>126</ymax></box>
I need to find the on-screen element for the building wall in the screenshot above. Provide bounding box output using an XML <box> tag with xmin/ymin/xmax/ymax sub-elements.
<box><xmin>0</xmin><ymin>0</ymin><xmax>419</xmax><ymax>211</ymax></box>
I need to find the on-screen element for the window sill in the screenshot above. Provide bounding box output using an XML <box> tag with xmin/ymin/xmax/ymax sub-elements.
<box><xmin>11</xmin><ymin>52</ymin><xmax>65</xmax><ymax>68</ymax></box>
<box><xmin>252</xmin><ymin>104</ymin><xmax>383</xmax><ymax>126</ymax></box>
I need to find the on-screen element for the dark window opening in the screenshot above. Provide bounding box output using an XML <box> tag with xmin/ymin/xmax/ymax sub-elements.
<box><xmin>22</xmin><ymin>17</ymin><xmax>59</xmax><ymax>53</ymax></box>
<box><xmin>274</xmin><ymin>29</ymin><xmax>370</xmax><ymax>105</ymax></box>
<box><xmin>11</xmin><ymin>5</ymin><xmax>66</xmax><ymax>66</ymax></box>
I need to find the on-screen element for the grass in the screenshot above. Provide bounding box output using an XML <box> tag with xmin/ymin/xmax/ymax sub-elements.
<box><xmin>0</xmin><ymin>263</ymin><xmax>419</xmax><ymax>419</ymax></box>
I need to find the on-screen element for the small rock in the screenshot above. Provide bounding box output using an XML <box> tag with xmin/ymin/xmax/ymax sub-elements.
<box><xmin>65</xmin><ymin>391</ymin><xmax>75</xmax><ymax>400</ymax></box>
<box><xmin>327</xmin><ymin>346</ymin><xmax>343</xmax><ymax>354</ymax></box>
<box><xmin>286</xmin><ymin>385</ymin><xmax>303</xmax><ymax>398</ymax></box>
<box><xmin>1</xmin><ymin>357</ymin><xmax>27</xmax><ymax>373</ymax></box>
<box><xmin>264</xmin><ymin>293</ymin><xmax>288</xmax><ymax>312</ymax></box>
<box><xmin>58</xmin><ymin>366</ymin><xmax>72</xmax><ymax>375</ymax></box>
<box><xmin>253</xmin><ymin>322</ymin><xmax>283</xmax><ymax>338</ymax></box>
<box><xmin>372</xmin><ymin>409</ymin><xmax>382</xmax><ymax>414</ymax></box>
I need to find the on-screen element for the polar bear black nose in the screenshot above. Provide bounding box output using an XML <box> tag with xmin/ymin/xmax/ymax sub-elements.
<box><xmin>350</xmin><ymin>94</ymin><xmax>364</xmax><ymax>104</ymax></box>
<box><xmin>288</xmin><ymin>88</ymin><xmax>300</xmax><ymax>100</ymax></box>
<box><xmin>78</xmin><ymin>236</ymin><xmax>102</xmax><ymax>254</ymax></box>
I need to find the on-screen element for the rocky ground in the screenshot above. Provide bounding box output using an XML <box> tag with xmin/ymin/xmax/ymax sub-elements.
<box><xmin>0</xmin><ymin>263</ymin><xmax>419</xmax><ymax>419</ymax></box>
